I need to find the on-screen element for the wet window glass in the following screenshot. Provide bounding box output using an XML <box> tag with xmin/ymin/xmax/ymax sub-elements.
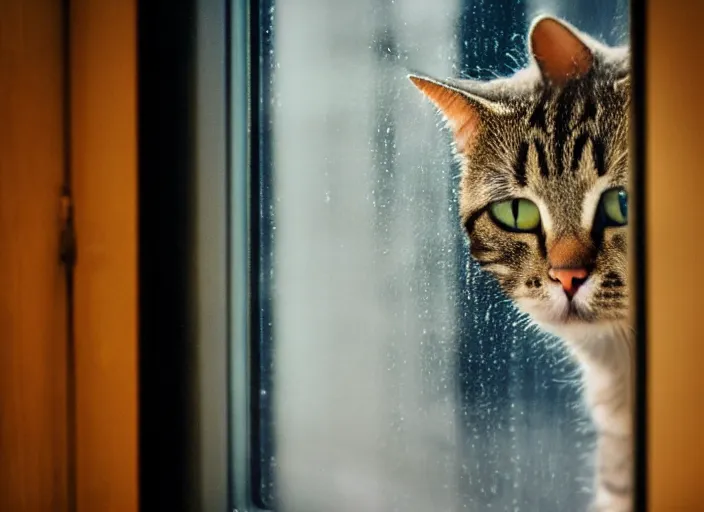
<box><xmin>241</xmin><ymin>0</ymin><xmax>630</xmax><ymax>510</ymax></box>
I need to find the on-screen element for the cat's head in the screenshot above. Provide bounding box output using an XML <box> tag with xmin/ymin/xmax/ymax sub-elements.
<box><xmin>410</xmin><ymin>16</ymin><xmax>630</xmax><ymax>338</ymax></box>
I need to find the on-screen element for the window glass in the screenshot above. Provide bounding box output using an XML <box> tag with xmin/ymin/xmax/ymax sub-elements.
<box><xmin>246</xmin><ymin>0</ymin><xmax>629</xmax><ymax>510</ymax></box>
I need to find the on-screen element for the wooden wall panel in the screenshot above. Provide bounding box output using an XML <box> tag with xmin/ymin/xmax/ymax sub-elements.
<box><xmin>0</xmin><ymin>0</ymin><xmax>68</xmax><ymax>509</ymax></box>
<box><xmin>71</xmin><ymin>0</ymin><xmax>138</xmax><ymax>510</ymax></box>
<box><xmin>647</xmin><ymin>1</ymin><xmax>704</xmax><ymax>510</ymax></box>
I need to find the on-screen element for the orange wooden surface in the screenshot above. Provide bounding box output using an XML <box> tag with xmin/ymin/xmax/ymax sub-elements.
<box><xmin>0</xmin><ymin>0</ymin><xmax>69</xmax><ymax>509</ymax></box>
<box><xmin>70</xmin><ymin>0</ymin><xmax>139</xmax><ymax>510</ymax></box>
<box><xmin>647</xmin><ymin>1</ymin><xmax>704</xmax><ymax>510</ymax></box>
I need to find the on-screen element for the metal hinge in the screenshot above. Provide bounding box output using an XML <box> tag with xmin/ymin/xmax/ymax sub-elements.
<box><xmin>59</xmin><ymin>191</ymin><xmax>77</xmax><ymax>267</ymax></box>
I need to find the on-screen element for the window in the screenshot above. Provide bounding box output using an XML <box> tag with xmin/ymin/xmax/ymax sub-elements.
<box><xmin>231</xmin><ymin>0</ymin><xmax>631</xmax><ymax>510</ymax></box>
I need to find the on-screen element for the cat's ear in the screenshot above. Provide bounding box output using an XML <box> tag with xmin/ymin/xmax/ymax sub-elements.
<box><xmin>529</xmin><ymin>16</ymin><xmax>594</xmax><ymax>86</ymax></box>
<box><xmin>408</xmin><ymin>74</ymin><xmax>495</xmax><ymax>153</ymax></box>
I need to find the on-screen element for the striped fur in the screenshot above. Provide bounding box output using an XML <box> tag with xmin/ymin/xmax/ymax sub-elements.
<box><xmin>411</xmin><ymin>16</ymin><xmax>633</xmax><ymax>511</ymax></box>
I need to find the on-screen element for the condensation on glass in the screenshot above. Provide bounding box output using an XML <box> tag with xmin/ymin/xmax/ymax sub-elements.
<box><xmin>247</xmin><ymin>1</ymin><xmax>629</xmax><ymax>510</ymax></box>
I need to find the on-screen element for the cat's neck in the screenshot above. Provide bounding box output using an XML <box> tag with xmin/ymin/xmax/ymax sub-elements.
<box><xmin>541</xmin><ymin>320</ymin><xmax>633</xmax><ymax>370</ymax></box>
<box><xmin>550</xmin><ymin>320</ymin><xmax>635</xmax><ymax>436</ymax></box>
<box><xmin>557</xmin><ymin>321</ymin><xmax>635</xmax><ymax>511</ymax></box>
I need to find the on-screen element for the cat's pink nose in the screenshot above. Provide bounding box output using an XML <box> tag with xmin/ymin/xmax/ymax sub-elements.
<box><xmin>548</xmin><ymin>267</ymin><xmax>589</xmax><ymax>297</ymax></box>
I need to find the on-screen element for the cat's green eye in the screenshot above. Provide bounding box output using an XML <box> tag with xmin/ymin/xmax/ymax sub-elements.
<box><xmin>489</xmin><ymin>198</ymin><xmax>541</xmax><ymax>232</ymax></box>
<box><xmin>600</xmin><ymin>188</ymin><xmax>628</xmax><ymax>226</ymax></box>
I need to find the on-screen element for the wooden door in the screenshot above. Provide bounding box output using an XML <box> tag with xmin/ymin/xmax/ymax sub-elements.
<box><xmin>647</xmin><ymin>1</ymin><xmax>704</xmax><ymax>510</ymax></box>
<box><xmin>0</xmin><ymin>0</ymin><xmax>138</xmax><ymax>510</ymax></box>
<box><xmin>70</xmin><ymin>0</ymin><xmax>138</xmax><ymax>510</ymax></box>
<box><xmin>0</xmin><ymin>0</ymin><xmax>69</xmax><ymax>509</ymax></box>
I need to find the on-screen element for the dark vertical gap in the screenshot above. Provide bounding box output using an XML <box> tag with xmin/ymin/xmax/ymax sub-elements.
<box><xmin>60</xmin><ymin>0</ymin><xmax>77</xmax><ymax>510</ymax></box>
<box><xmin>630</xmin><ymin>0</ymin><xmax>648</xmax><ymax>510</ymax></box>
<box><xmin>224</xmin><ymin>0</ymin><xmax>234</xmax><ymax>508</ymax></box>
<box><xmin>248</xmin><ymin>0</ymin><xmax>263</xmax><ymax>505</ymax></box>
<box><xmin>249</xmin><ymin>0</ymin><xmax>277</xmax><ymax>507</ymax></box>
<box><xmin>137</xmin><ymin>0</ymin><xmax>197</xmax><ymax>509</ymax></box>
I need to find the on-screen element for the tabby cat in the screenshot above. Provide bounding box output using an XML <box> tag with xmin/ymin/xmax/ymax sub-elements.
<box><xmin>410</xmin><ymin>16</ymin><xmax>633</xmax><ymax>512</ymax></box>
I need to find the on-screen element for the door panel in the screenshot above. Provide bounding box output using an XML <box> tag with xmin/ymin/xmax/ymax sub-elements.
<box><xmin>647</xmin><ymin>1</ymin><xmax>704</xmax><ymax>510</ymax></box>
<box><xmin>0</xmin><ymin>0</ymin><xmax>68</xmax><ymax>509</ymax></box>
<box><xmin>71</xmin><ymin>0</ymin><xmax>138</xmax><ymax>510</ymax></box>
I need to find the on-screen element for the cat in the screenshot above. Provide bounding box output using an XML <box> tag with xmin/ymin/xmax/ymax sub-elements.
<box><xmin>410</xmin><ymin>16</ymin><xmax>633</xmax><ymax>512</ymax></box>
